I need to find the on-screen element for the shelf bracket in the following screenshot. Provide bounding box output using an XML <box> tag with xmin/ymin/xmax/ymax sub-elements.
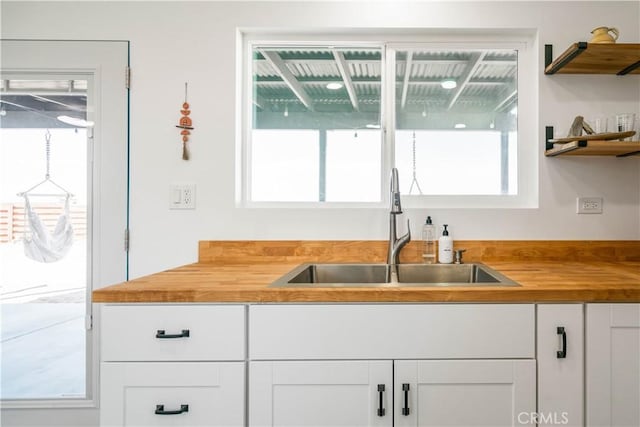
<box><xmin>545</xmin><ymin>42</ymin><xmax>588</xmax><ymax>75</ymax></box>
<box><xmin>545</xmin><ymin>126</ymin><xmax>554</xmax><ymax>150</ymax></box>
<box><xmin>544</xmin><ymin>45</ymin><xmax>553</xmax><ymax>70</ymax></box>
<box><xmin>618</xmin><ymin>60</ymin><xmax>640</xmax><ymax>76</ymax></box>
<box><xmin>545</xmin><ymin>126</ymin><xmax>588</xmax><ymax>157</ymax></box>
<box><xmin>617</xmin><ymin>150</ymin><xmax>640</xmax><ymax>158</ymax></box>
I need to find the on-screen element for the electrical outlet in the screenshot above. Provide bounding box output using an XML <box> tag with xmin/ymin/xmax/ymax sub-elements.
<box><xmin>169</xmin><ymin>184</ymin><xmax>196</xmax><ymax>209</ymax></box>
<box><xmin>576</xmin><ymin>197</ymin><xmax>603</xmax><ymax>214</ymax></box>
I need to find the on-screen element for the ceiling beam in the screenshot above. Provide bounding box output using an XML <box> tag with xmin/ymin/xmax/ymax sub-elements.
<box><xmin>256</xmin><ymin>77</ymin><xmax>514</xmax><ymax>86</ymax></box>
<box><xmin>494</xmin><ymin>87</ymin><xmax>517</xmax><ymax>112</ymax></box>
<box><xmin>332</xmin><ymin>51</ymin><xmax>359</xmax><ymax>111</ymax></box>
<box><xmin>251</xmin><ymin>93</ymin><xmax>267</xmax><ymax>110</ymax></box>
<box><xmin>446</xmin><ymin>52</ymin><xmax>486</xmax><ymax>110</ymax></box>
<box><xmin>29</xmin><ymin>94</ymin><xmax>85</xmax><ymax>112</ymax></box>
<box><xmin>400</xmin><ymin>52</ymin><xmax>413</xmax><ymax>110</ymax></box>
<box><xmin>259</xmin><ymin>50</ymin><xmax>314</xmax><ymax>111</ymax></box>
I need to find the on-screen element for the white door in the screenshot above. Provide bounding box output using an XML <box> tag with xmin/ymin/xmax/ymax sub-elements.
<box><xmin>586</xmin><ymin>303</ymin><xmax>640</xmax><ymax>427</ymax></box>
<box><xmin>100</xmin><ymin>362</ymin><xmax>244</xmax><ymax>427</ymax></box>
<box><xmin>249</xmin><ymin>360</ymin><xmax>393</xmax><ymax>427</ymax></box>
<box><xmin>537</xmin><ymin>304</ymin><xmax>584</xmax><ymax>427</ymax></box>
<box><xmin>394</xmin><ymin>360</ymin><xmax>536</xmax><ymax>427</ymax></box>
<box><xmin>0</xmin><ymin>40</ymin><xmax>128</xmax><ymax>418</ymax></box>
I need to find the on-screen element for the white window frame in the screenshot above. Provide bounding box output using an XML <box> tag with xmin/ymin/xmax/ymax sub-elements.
<box><xmin>238</xmin><ymin>30</ymin><xmax>538</xmax><ymax>209</ymax></box>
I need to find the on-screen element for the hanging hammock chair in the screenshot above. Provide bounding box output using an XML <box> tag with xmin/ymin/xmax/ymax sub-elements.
<box><xmin>18</xmin><ymin>130</ymin><xmax>75</xmax><ymax>263</ymax></box>
<box><xmin>23</xmin><ymin>194</ymin><xmax>74</xmax><ymax>263</ymax></box>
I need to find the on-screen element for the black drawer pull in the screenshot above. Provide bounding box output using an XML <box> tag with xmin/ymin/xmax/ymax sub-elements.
<box><xmin>156</xmin><ymin>329</ymin><xmax>190</xmax><ymax>339</ymax></box>
<box><xmin>557</xmin><ymin>326</ymin><xmax>567</xmax><ymax>358</ymax></box>
<box><xmin>155</xmin><ymin>404</ymin><xmax>189</xmax><ymax>415</ymax></box>
<box><xmin>402</xmin><ymin>383</ymin><xmax>410</xmax><ymax>416</ymax></box>
<box><xmin>377</xmin><ymin>384</ymin><xmax>385</xmax><ymax>417</ymax></box>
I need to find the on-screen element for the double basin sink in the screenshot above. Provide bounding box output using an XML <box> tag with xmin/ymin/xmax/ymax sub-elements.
<box><xmin>270</xmin><ymin>263</ymin><xmax>520</xmax><ymax>288</ymax></box>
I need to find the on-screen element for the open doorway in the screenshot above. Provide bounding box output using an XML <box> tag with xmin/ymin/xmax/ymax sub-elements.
<box><xmin>1</xmin><ymin>83</ymin><xmax>90</xmax><ymax>398</ymax></box>
<box><xmin>1</xmin><ymin>40</ymin><xmax>129</xmax><ymax>413</ymax></box>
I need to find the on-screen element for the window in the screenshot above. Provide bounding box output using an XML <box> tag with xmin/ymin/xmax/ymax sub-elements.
<box><xmin>246</xmin><ymin>45</ymin><xmax>383</xmax><ymax>204</ymax></box>
<box><xmin>241</xmin><ymin>34</ymin><xmax>536</xmax><ymax>207</ymax></box>
<box><xmin>393</xmin><ymin>48</ymin><xmax>518</xmax><ymax>196</ymax></box>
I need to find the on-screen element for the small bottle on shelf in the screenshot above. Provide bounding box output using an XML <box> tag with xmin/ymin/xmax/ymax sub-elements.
<box><xmin>422</xmin><ymin>216</ymin><xmax>437</xmax><ymax>264</ymax></box>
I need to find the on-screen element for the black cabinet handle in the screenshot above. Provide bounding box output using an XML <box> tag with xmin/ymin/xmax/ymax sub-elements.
<box><xmin>155</xmin><ymin>404</ymin><xmax>189</xmax><ymax>415</ymax></box>
<box><xmin>557</xmin><ymin>326</ymin><xmax>567</xmax><ymax>359</ymax></box>
<box><xmin>377</xmin><ymin>384</ymin><xmax>385</xmax><ymax>417</ymax></box>
<box><xmin>402</xmin><ymin>383</ymin><xmax>410</xmax><ymax>416</ymax></box>
<box><xmin>156</xmin><ymin>329</ymin><xmax>190</xmax><ymax>339</ymax></box>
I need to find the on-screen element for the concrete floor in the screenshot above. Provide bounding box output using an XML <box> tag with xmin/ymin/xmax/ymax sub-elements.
<box><xmin>1</xmin><ymin>303</ymin><xmax>86</xmax><ymax>399</ymax></box>
<box><xmin>1</xmin><ymin>243</ymin><xmax>87</xmax><ymax>400</ymax></box>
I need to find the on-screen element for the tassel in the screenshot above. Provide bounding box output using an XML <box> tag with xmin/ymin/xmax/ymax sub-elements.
<box><xmin>182</xmin><ymin>141</ymin><xmax>189</xmax><ymax>161</ymax></box>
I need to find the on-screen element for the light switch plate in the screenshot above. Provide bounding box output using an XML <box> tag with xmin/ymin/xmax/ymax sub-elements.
<box><xmin>169</xmin><ymin>184</ymin><xmax>196</xmax><ymax>209</ymax></box>
<box><xmin>576</xmin><ymin>197</ymin><xmax>602</xmax><ymax>214</ymax></box>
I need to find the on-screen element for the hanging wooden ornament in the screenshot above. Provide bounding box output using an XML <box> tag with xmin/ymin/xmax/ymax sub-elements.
<box><xmin>176</xmin><ymin>82</ymin><xmax>194</xmax><ymax>160</ymax></box>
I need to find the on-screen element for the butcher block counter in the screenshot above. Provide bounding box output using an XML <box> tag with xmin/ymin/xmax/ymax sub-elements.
<box><xmin>92</xmin><ymin>240</ymin><xmax>640</xmax><ymax>303</ymax></box>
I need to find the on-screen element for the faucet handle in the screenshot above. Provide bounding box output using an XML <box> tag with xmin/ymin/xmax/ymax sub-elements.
<box><xmin>454</xmin><ymin>249</ymin><xmax>466</xmax><ymax>264</ymax></box>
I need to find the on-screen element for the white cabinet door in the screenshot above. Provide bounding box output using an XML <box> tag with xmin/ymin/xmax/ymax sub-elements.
<box><xmin>100</xmin><ymin>362</ymin><xmax>244</xmax><ymax>427</ymax></box>
<box><xmin>249</xmin><ymin>360</ymin><xmax>392</xmax><ymax>427</ymax></box>
<box><xmin>586</xmin><ymin>303</ymin><xmax>640</xmax><ymax>427</ymax></box>
<box><xmin>394</xmin><ymin>360</ymin><xmax>536</xmax><ymax>427</ymax></box>
<box><xmin>537</xmin><ymin>304</ymin><xmax>584</xmax><ymax>427</ymax></box>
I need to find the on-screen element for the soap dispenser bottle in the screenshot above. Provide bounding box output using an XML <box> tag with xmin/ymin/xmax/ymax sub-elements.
<box><xmin>438</xmin><ymin>224</ymin><xmax>453</xmax><ymax>264</ymax></box>
<box><xmin>422</xmin><ymin>216</ymin><xmax>437</xmax><ymax>264</ymax></box>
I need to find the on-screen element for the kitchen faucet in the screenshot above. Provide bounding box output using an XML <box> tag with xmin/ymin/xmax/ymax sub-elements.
<box><xmin>387</xmin><ymin>168</ymin><xmax>411</xmax><ymax>283</ymax></box>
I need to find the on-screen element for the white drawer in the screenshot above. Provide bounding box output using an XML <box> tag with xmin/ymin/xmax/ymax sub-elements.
<box><xmin>101</xmin><ymin>305</ymin><xmax>245</xmax><ymax>361</ymax></box>
<box><xmin>250</xmin><ymin>304</ymin><xmax>534</xmax><ymax>359</ymax></box>
<box><xmin>100</xmin><ymin>362</ymin><xmax>244</xmax><ymax>427</ymax></box>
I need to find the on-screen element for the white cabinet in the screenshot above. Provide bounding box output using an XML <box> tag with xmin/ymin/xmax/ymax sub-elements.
<box><xmin>537</xmin><ymin>304</ymin><xmax>584</xmax><ymax>427</ymax></box>
<box><xmin>395</xmin><ymin>360</ymin><xmax>536</xmax><ymax>427</ymax></box>
<box><xmin>586</xmin><ymin>303</ymin><xmax>640</xmax><ymax>427</ymax></box>
<box><xmin>248</xmin><ymin>304</ymin><xmax>536</xmax><ymax>427</ymax></box>
<box><xmin>250</xmin><ymin>304</ymin><xmax>534</xmax><ymax>359</ymax></box>
<box><xmin>102</xmin><ymin>304</ymin><xmax>245</xmax><ymax>361</ymax></box>
<box><xmin>100</xmin><ymin>362</ymin><xmax>244</xmax><ymax>427</ymax></box>
<box><xmin>249</xmin><ymin>359</ymin><xmax>535</xmax><ymax>427</ymax></box>
<box><xmin>99</xmin><ymin>304</ymin><xmax>246</xmax><ymax>427</ymax></box>
<box><xmin>249</xmin><ymin>361</ymin><xmax>392</xmax><ymax>427</ymax></box>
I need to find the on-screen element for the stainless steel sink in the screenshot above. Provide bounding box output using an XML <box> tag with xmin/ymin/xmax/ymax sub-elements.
<box><xmin>270</xmin><ymin>263</ymin><xmax>520</xmax><ymax>287</ymax></box>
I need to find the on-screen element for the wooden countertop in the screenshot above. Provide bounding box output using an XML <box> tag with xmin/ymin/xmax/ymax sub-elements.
<box><xmin>92</xmin><ymin>260</ymin><xmax>640</xmax><ymax>303</ymax></box>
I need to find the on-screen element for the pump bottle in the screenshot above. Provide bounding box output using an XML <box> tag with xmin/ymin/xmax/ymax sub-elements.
<box><xmin>422</xmin><ymin>216</ymin><xmax>437</xmax><ymax>264</ymax></box>
<box><xmin>438</xmin><ymin>224</ymin><xmax>453</xmax><ymax>264</ymax></box>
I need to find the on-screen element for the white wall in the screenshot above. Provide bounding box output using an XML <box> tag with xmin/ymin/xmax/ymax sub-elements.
<box><xmin>2</xmin><ymin>1</ymin><xmax>639</xmax><ymax>282</ymax></box>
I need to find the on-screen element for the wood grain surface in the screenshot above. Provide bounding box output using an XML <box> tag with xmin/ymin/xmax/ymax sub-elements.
<box><xmin>546</xmin><ymin>43</ymin><xmax>640</xmax><ymax>74</ymax></box>
<box><xmin>198</xmin><ymin>240</ymin><xmax>640</xmax><ymax>264</ymax></box>
<box><xmin>92</xmin><ymin>241</ymin><xmax>640</xmax><ymax>303</ymax></box>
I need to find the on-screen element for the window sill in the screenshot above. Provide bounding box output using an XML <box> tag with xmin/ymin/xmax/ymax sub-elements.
<box><xmin>239</xmin><ymin>201</ymin><xmax>386</xmax><ymax>209</ymax></box>
<box><xmin>0</xmin><ymin>398</ymin><xmax>97</xmax><ymax>410</ymax></box>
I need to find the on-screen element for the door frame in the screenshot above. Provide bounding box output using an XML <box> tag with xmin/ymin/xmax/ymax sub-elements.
<box><xmin>0</xmin><ymin>39</ymin><xmax>130</xmax><ymax>410</ymax></box>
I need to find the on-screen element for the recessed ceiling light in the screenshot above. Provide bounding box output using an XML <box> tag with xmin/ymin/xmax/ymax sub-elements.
<box><xmin>454</xmin><ymin>123</ymin><xmax>466</xmax><ymax>129</ymax></box>
<box><xmin>365</xmin><ymin>124</ymin><xmax>381</xmax><ymax>129</ymax></box>
<box><xmin>57</xmin><ymin>115</ymin><xmax>95</xmax><ymax>127</ymax></box>
<box><xmin>326</xmin><ymin>82</ymin><xmax>343</xmax><ymax>90</ymax></box>
<box><xmin>441</xmin><ymin>80</ymin><xmax>457</xmax><ymax>90</ymax></box>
